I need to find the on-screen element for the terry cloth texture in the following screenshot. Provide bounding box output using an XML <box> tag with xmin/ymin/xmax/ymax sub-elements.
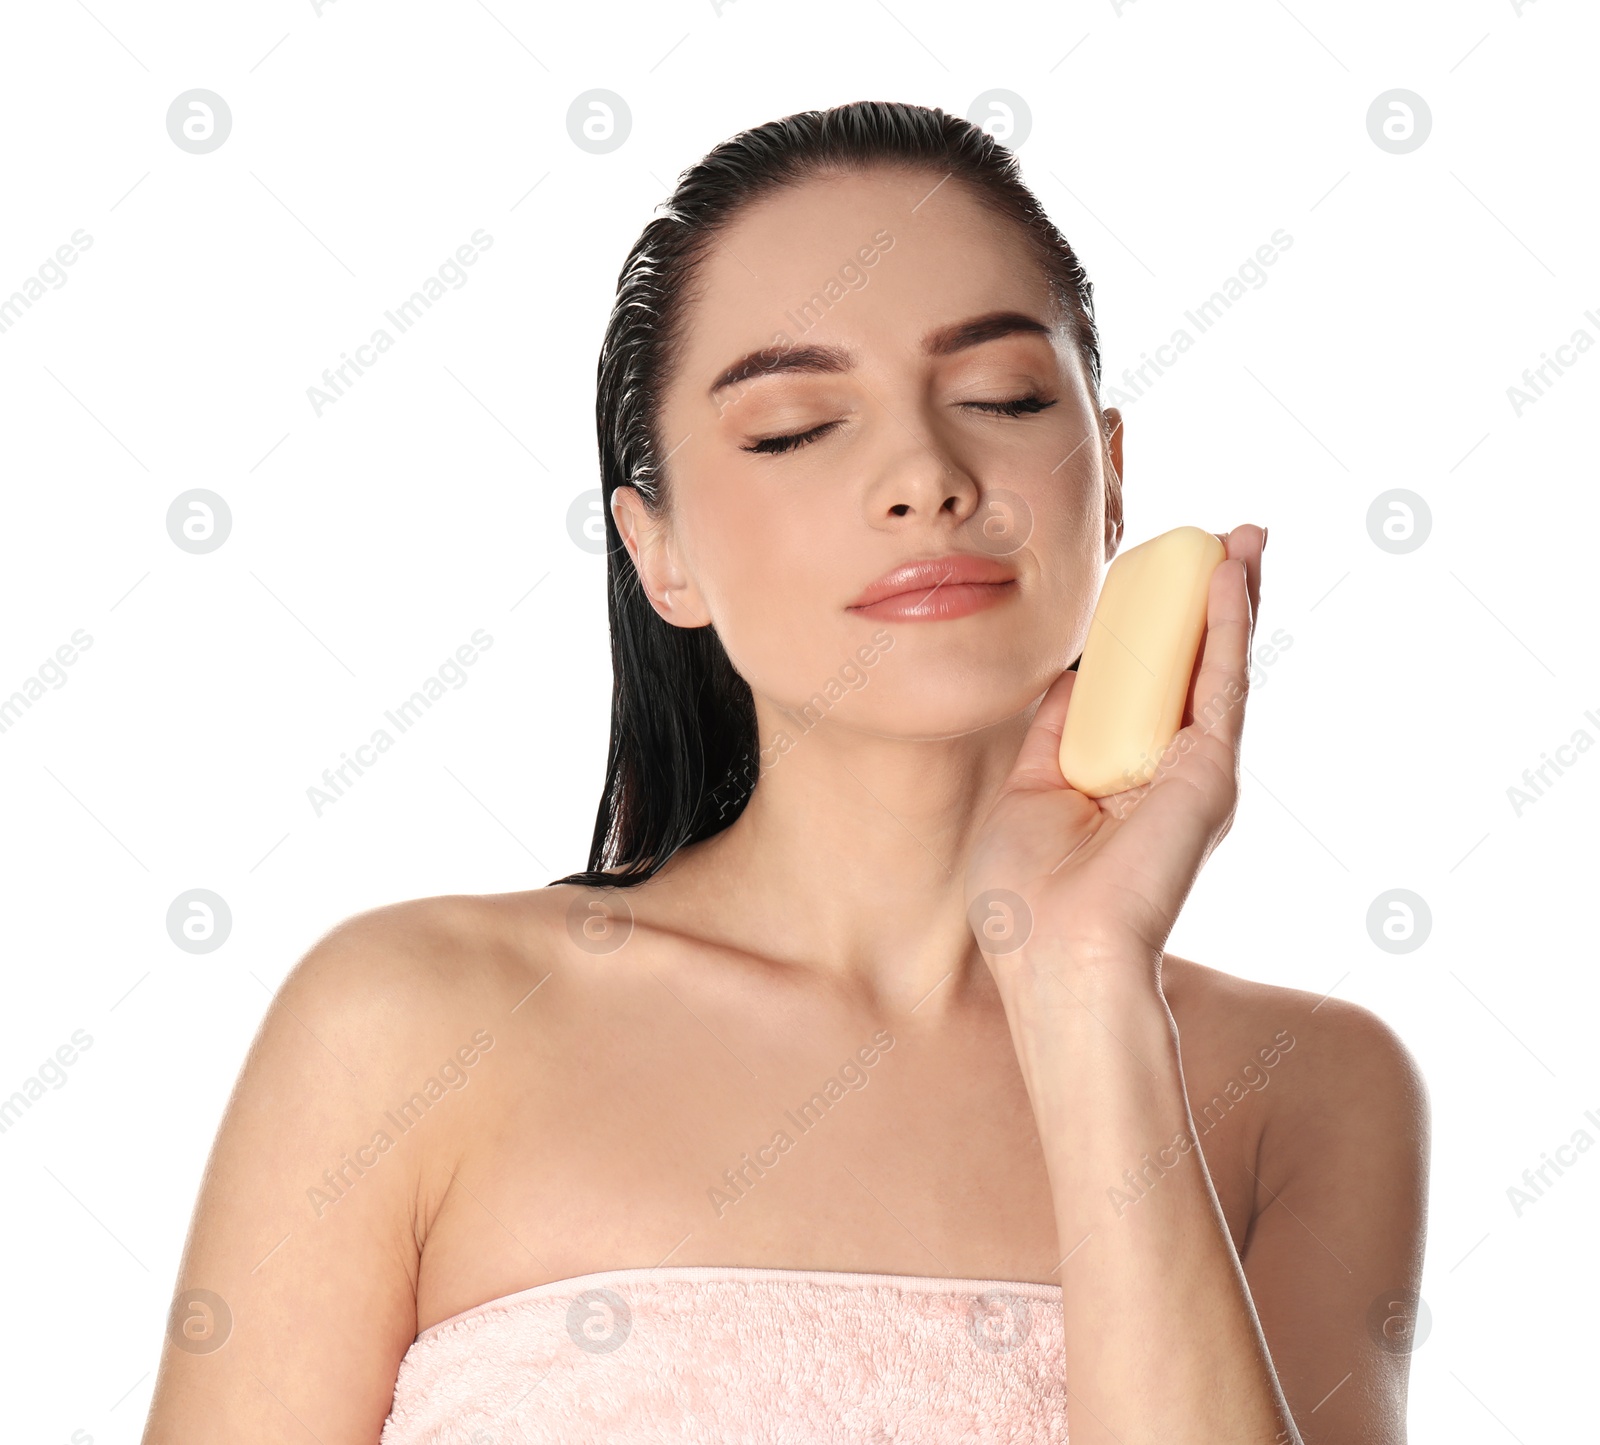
<box><xmin>381</xmin><ymin>1265</ymin><xmax>1068</xmax><ymax>1443</ymax></box>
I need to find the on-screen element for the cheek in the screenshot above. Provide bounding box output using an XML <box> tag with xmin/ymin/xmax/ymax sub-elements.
<box><xmin>1029</xmin><ymin>481</ymin><xmax>1105</xmax><ymax>655</ymax></box>
<box><xmin>688</xmin><ymin>496</ymin><xmax>851</xmax><ymax>705</ymax></box>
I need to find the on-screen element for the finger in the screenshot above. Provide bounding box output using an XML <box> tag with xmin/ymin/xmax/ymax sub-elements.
<box><xmin>1220</xmin><ymin>523</ymin><xmax>1264</xmax><ymax>649</ymax></box>
<box><xmin>1004</xmin><ymin>666</ymin><xmax>1079</xmax><ymax>792</ymax></box>
<box><xmin>1186</xmin><ymin>549</ymin><xmax>1253</xmax><ymax>755</ymax></box>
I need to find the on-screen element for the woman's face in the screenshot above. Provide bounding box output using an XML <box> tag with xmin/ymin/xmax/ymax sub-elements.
<box><xmin>614</xmin><ymin>165</ymin><xmax>1121</xmax><ymax>744</ymax></box>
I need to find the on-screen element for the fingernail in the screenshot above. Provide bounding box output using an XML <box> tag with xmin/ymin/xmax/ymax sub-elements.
<box><xmin>1261</xmin><ymin>525</ymin><xmax>1269</xmax><ymax>551</ymax></box>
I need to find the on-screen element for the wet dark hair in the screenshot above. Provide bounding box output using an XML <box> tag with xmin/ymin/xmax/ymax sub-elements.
<box><xmin>551</xmin><ymin>99</ymin><xmax>1107</xmax><ymax>890</ymax></box>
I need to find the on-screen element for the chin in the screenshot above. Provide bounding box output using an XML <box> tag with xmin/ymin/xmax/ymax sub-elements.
<box><xmin>844</xmin><ymin>668</ymin><xmax>1058</xmax><ymax>744</ymax></box>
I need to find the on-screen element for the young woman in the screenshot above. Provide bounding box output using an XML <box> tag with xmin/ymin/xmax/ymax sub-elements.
<box><xmin>143</xmin><ymin>101</ymin><xmax>1429</xmax><ymax>1444</ymax></box>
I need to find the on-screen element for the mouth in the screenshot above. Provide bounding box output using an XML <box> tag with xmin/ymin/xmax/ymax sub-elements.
<box><xmin>846</xmin><ymin>553</ymin><xmax>1020</xmax><ymax>622</ymax></box>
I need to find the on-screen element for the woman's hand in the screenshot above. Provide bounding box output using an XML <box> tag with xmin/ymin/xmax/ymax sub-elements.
<box><xmin>964</xmin><ymin>524</ymin><xmax>1266</xmax><ymax>986</ymax></box>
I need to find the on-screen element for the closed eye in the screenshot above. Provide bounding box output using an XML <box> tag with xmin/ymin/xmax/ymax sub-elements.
<box><xmin>742</xmin><ymin>419</ymin><xmax>843</xmax><ymax>456</ymax></box>
<box><xmin>740</xmin><ymin>395</ymin><xmax>1059</xmax><ymax>456</ymax></box>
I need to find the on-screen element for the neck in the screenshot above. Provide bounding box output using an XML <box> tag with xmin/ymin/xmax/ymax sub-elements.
<box><xmin>670</xmin><ymin>696</ymin><xmax>1039</xmax><ymax>1017</ymax></box>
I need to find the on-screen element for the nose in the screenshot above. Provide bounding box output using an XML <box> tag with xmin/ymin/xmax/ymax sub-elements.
<box><xmin>862</xmin><ymin>423</ymin><xmax>982</xmax><ymax>529</ymax></box>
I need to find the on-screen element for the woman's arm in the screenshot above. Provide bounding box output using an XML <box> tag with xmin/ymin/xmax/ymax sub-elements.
<box><xmin>994</xmin><ymin>952</ymin><xmax>1427</xmax><ymax>1444</ymax></box>
<box><xmin>995</xmin><ymin>953</ymin><xmax>1295</xmax><ymax>1443</ymax></box>
<box><xmin>967</xmin><ymin>526</ymin><xmax>1428</xmax><ymax>1440</ymax></box>
<box><xmin>141</xmin><ymin>906</ymin><xmax>464</xmax><ymax>1442</ymax></box>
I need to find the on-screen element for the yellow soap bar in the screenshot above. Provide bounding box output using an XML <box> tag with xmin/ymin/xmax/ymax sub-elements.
<box><xmin>1059</xmin><ymin>526</ymin><xmax>1226</xmax><ymax>797</ymax></box>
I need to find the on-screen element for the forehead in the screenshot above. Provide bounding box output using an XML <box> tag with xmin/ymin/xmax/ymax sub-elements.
<box><xmin>671</xmin><ymin>167</ymin><xmax>1063</xmax><ymax>389</ymax></box>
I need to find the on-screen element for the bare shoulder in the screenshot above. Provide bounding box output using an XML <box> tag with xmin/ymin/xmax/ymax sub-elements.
<box><xmin>289</xmin><ymin>890</ymin><xmax>543</xmax><ymax>1003</ymax></box>
<box><xmin>283</xmin><ymin>883</ymin><xmax>641</xmax><ymax>1065</ymax></box>
<box><xmin>231</xmin><ymin>888</ymin><xmax>561</xmax><ymax>1215</ymax></box>
<box><xmin>1161</xmin><ymin>951</ymin><xmax>1431</xmax><ymax>1169</ymax></box>
<box><xmin>264</xmin><ymin>887</ymin><xmax>577</xmax><ymax>1124</ymax></box>
<box><xmin>302</xmin><ymin>879</ymin><xmax>665</xmax><ymax>1020</ymax></box>
<box><xmin>1160</xmin><ymin>958</ymin><xmax>1432</xmax><ymax>1441</ymax></box>
<box><xmin>224</xmin><ymin>886</ymin><xmax>576</xmax><ymax>1264</ymax></box>
<box><xmin>141</xmin><ymin>889</ymin><xmax>557</xmax><ymax>1441</ymax></box>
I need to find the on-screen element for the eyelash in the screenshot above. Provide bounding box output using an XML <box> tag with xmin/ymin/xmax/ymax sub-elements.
<box><xmin>741</xmin><ymin>395</ymin><xmax>1060</xmax><ymax>455</ymax></box>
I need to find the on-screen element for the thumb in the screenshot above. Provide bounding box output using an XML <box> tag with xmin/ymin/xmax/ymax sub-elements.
<box><xmin>1003</xmin><ymin>667</ymin><xmax>1079</xmax><ymax>793</ymax></box>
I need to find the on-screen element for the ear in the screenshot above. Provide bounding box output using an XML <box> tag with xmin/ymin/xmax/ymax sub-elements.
<box><xmin>1101</xmin><ymin>406</ymin><xmax>1126</xmax><ymax>562</ymax></box>
<box><xmin>609</xmin><ymin>486</ymin><xmax>713</xmax><ymax>628</ymax></box>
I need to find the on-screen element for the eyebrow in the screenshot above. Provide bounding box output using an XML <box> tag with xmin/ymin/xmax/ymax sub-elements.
<box><xmin>707</xmin><ymin>310</ymin><xmax>1055</xmax><ymax>397</ymax></box>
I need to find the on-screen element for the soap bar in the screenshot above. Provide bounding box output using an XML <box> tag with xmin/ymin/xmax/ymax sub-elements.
<box><xmin>1058</xmin><ymin>525</ymin><xmax>1226</xmax><ymax>797</ymax></box>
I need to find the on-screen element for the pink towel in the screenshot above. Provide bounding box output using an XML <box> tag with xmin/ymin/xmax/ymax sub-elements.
<box><xmin>381</xmin><ymin>1265</ymin><xmax>1067</xmax><ymax>1443</ymax></box>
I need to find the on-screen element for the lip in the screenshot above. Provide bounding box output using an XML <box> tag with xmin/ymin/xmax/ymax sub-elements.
<box><xmin>846</xmin><ymin>552</ymin><xmax>1019</xmax><ymax>621</ymax></box>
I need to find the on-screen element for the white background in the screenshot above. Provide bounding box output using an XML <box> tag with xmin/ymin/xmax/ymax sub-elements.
<box><xmin>1</xmin><ymin>0</ymin><xmax>1594</xmax><ymax>1440</ymax></box>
